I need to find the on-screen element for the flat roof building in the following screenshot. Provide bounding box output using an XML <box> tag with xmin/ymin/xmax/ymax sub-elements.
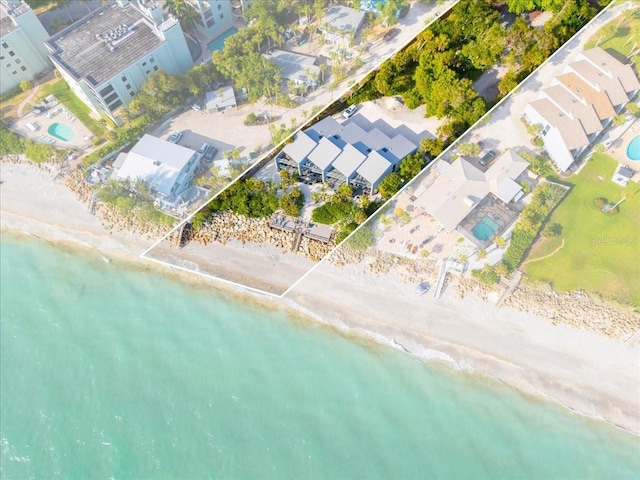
<box><xmin>321</xmin><ymin>4</ymin><xmax>365</xmax><ymax>47</ymax></box>
<box><xmin>115</xmin><ymin>134</ymin><xmax>200</xmax><ymax>204</ymax></box>
<box><xmin>204</xmin><ymin>85</ymin><xmax>237</xmax><ymax>112</ymax></box>
<box><xmin>45</xmin><ymin>0</ymin><xmax>193</xmax><ymax>122</ymax></box>
<box><xmin>267</xmin><ymin>49</ymin><xmax>322</xmax><ymax>90</ymax></box>
<box><xmin>0</xmin><ymin>0</ymin><xmax>51</xmax><ymax>94</ymax></box>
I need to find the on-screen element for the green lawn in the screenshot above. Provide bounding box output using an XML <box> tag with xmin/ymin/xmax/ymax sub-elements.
<box><xmin>584</xmin><ymin>9</ymin><xmax>639</xmax><ymax>57</ymax></box>
<box><xmin>523</xmin><ymin>154</ymin><xmax>640</xmax><ymax>307</ymax></box>
<box><xmin>38</xmin><ymin>79</ymin><xmax>106</xmax><ymax>137</ymax></box>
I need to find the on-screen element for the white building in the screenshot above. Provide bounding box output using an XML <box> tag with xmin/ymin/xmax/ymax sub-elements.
<box><xmin>267</xmin><ymin>49</ymin><xmax>322</xmax><ymax>90</ymax></box>
<box><xmin>115</xmin><ymin>134</ymin><xmax>201</xmax><ymax>205</ymax></box>
<box><xmin>524</xmin><ymin>47</ymin><xmax>640</xmax><ymax>172</ymax></box>
<box><xmin>413</xmin><ymin>150</ymin><xmax>530</xmax><ymax>242</ymax></box>
<box><xmin>45</xmin><ymin>0</ymin><xmax>193</xmax><ymax>122</ymax></box>
<box><xmin>0</xmin><ymin>0</ymin><xmax>51</xmax><ymax>94</ymax></box>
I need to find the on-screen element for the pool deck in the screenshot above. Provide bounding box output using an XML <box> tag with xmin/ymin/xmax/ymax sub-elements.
<box><xmin>11</xmin><ymin>100</ymin><xmax>94</xmax><ymax>150</ymax></box>
<box><xmin>604</xmin><ymin>118</ymin><xmax>640</xmax><ymax>182</ymax></box>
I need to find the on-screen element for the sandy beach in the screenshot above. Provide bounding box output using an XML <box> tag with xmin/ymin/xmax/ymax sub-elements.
<box><xmin>1</xmin><ymin>160</ymin><xmax>639</xmax><ymax>434</ymax></box>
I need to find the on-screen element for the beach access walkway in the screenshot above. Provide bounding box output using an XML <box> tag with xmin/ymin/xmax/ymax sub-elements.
<box><xmin>269</xmin><ymin>213</ymin><xmax>333</xmax><ymax>249</ymax></box>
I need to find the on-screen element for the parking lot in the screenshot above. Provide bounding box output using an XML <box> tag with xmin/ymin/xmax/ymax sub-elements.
<box><xmin>152</xmin><ymin>0</ymin><xmax>456</xmax><ymax>178</ymax></box>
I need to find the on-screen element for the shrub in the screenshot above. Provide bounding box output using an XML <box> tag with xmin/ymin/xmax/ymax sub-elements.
<box><xmin>244</xmin><ymin>112</ymin><xmax>258</xmax><ymax>125</ymax></box>
<box><xmin>472</xmin><ymin>265</ymin><xmax>500</xmax><ymax>285</ymax></box>
<box><xmin>378</xmin><ymin>172</ymin><xmax>403</xmax><ymax>199</ymax></box>
<box><xmin>311</xmin><ymin>201</ymin><xmax>356</xmax><ymax>224</ymax></box>
<box><xmin>279</xmin><ymin>188</ymin><xmax>305</xmax><ymax>217</ymax></box>
<box><xmin>207</xmin><ymin>178</ymin><xmax>279</xmax><ymax>219</ymax></box>
<box><xmin>543</xmin><ymin>222</ymin><xmax>562</xmax><ymax>238</ymax></box>
<box><xmin>19</xmin><ymin>80</ymin><xmax>34</xmax><ymax>92</ymax></box>
<box><xmin>594</xmin><ymin>197</ymin><xmax>606</xmax><ymax>209</ymax></box>
<box><xmin>503</xmin><ymin>228</ymin><xmax>536</xmax><ymax>271</ymax></box>
<box><xmin>24</xmin><ymin>142</ymin><xmax>55</xmax><ymax>163</ymax></box>
<box><xmin>346</xmin><ymin>224</ymin><xmax>375</xmax><ymax>251</ymax></box>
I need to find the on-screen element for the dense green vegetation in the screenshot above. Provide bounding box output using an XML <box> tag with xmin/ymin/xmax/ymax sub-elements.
<box><xmin>585</xmin><ymin>8</ymin><xmax>640</xmax><ymax>61</ymax></box>
<box><xmin>472</xmin><ymin>181</ymin><xmax>567</xmax><ymax>284</ymax></box>
<box><xmin>349</xmin><ymin>0</ymin><xmax>602</xmax><ymax>155</ymax></box>
<box><xmin>346</xmin><ymin>222</ymin><xmax>376</xmax><ymax>251</ymax></box>
<box><xmin>471</xmin><ymin>264</ymin><xmax>500</xmax><ymax>285</ymax></box>
<box><xmin>502</xmin><ymin>182</ymin><xmax>567</xmax><ymax>272</ymax></box>
<box><xmin>0</xmin><ymin>124</ymin><xmax>56</xmax><ymax>163</ymax></box>
<box><xmin>522</xmin><ymin>155</ymin><xmax>640</xmax><ymax>307</ymax></box>
<box><xmin>96</xmin><ymin>178</ymin><xmax>175</xmax><ymax>226</ymax></box>
<box><xmin>377</xmin><ymin>153</ymin><xmax>426</xmax><ymax>199</ymax></box>
<box><xmin>310</xmin><ymin>184</ymin><xmax>382</xmax><ymax>242</ymax></box>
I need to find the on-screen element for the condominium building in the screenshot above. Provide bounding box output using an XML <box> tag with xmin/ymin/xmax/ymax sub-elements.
<box><xmin>524</xmin><ymin>47</ymin><xmax>640</xmax><ymax>172</ymax></box>
<box><xmin>275</xmin><ymin>116</ymin><xmax>417</xmax><ymax>194</ymax></box>
<box><xmin>45</xmin><ymin>0</ymin><xmax>193</xmax><ymax>122</ymax></box>
<box><xmin>185</xmin><ymin>0</ymin><xmax>235</xmax><ymax>39</ymax></box>
<box><xmin>0</xmin><ymin>0</ymin><xmax>51</xmax><ymax>94</ymax></box>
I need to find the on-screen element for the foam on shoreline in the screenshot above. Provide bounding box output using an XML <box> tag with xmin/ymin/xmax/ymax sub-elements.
<box><xmin>1</xmin><ymin>161</ymin><xmax>639</xmax><ymax>435</ymax></box>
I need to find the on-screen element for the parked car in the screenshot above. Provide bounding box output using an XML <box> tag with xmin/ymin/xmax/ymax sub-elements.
<box><xmin>414</xmin><ymin>282</ymin><xmax>430</xmax><ymax>295</ymax></box>
<box><xmin>342</xmin><ymin>105</ymin><xmax>358</xmax><ymax>119</ymax></box>
<box><xmin>198</xmin><ymin>142</ymin><xmax>210</xmax><ymax>157</ymax></box>
<box><xmin>396</xmin><ymin>5</ymin><xmax>409</xmax><ymax>19</ymax></box>
<box><xmin>167</xmin><ymin>131</ymin><xmax>183</xmax><ymax>144</ymax></box>
<box><xmin>383</xmin><ymin>28</ymin><xmax>400</xmax><ymax>42</ymax></box>
<box><xmin>204</xmin><ymin>145</ymin><xmax>218</xmax><ymax>161</ymax></box>
<box><xmin>479</xmin><ymin>150</ymin><xmax>497</xmax><ymax>166</ymax></box>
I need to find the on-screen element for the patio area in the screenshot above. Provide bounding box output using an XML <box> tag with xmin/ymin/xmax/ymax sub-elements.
<box><xmin>603</xmin><ymin>118</ymin><xmax>640</xmax><ymax>182</ymax></box>
<box><xmin>458</xmin><ymin>193</ymin><xmax>520</xmax><ymax>249</ymax></box>
<box><xmin>11</xmin><ymin>95</ymin><xmax>94</xmax><ymax>150</ymax></box>
<box><xmin>375</xmin><ymin>193</ymin><xmax>462</xmax><ymax>263</ymax></box>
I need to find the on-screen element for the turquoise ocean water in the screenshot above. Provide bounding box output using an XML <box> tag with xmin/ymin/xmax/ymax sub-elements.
<box><xmin>1</xmin><ymin>233</ymin><xmax>639</xmax><ymax>479</ymax></box>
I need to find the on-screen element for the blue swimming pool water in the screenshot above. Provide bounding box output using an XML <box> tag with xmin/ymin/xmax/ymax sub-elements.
<box><xmin>47</xmin><ymin>122</ymin><xmax>74</xmax><ymax>141</ymax></box>
<box><xmin>207</xmin><ymin>27</ymin><xmax>238</xmax><ymax>53</ymax></box>
<box><xmin>626</xmin><ymin>135</ymin><xmax>640</xmax><ymax>161</ymax></box>
<box><xmin>471</xmin><ymin>216</ymin><xmax>500</xmax><ymax>242</ymax></box>
<box><xmin>361</xmin><ymin>0</ymin><xmax>386</xmax><ymax>13</ymax></box>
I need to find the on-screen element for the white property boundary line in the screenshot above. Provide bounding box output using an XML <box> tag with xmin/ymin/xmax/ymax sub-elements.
<box><xmin>143</xmin><ymin>0</ymin><xmax>621</xmax><ymax>299</ymax></box>
<box><xmin>280</xmin><ymin>0</ymin><xmax>624</xmax><ymax>298</ymax></box>
<box><xmin>140</xmin><ymin>1</ymin><xmax>461</xmax><ymax>298</ymax></box>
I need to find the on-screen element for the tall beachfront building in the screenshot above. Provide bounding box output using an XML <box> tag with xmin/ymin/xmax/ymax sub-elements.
<box><xmin>185</xmin><ymin>0</ymin><xmax>237</xmax><ymax>39</ymax></box>
<box><xmin>45</xmin><ymin>0</ymin><xmax>193</xmax><ymax>122</ymax></box>
<box><xmin>0</xmin><ymin>0</ymin><xmax>51</xmax><ymax>94</ymax></box>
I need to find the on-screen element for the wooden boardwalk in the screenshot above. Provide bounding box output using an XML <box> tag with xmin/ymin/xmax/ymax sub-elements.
<box><xmin>269</xmin><ymin>213</ymin><xmax>333</xmax><ymax>248</ymax></box>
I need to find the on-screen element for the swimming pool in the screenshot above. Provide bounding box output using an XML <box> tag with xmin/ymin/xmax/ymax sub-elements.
<box><xmin>471</xmin><ymin>216</ymin><xmax>501</xmax><ymax>242</ymax></box>
<box><xmin>48</xmin><ymin>122</ymin><xmax>74</xmax><ymax>141</ymax></box>
<box><xmin>626</xmin><ymin>135</ymin><xmax>640</xmax><ymax>161</ymax></box>
<box><xmin>207</xmin><ymin>27</ymin><xmax>238</xmax><ymax>53</ymax></box>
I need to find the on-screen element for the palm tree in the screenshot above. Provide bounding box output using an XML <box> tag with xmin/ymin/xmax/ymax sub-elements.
<box><xmin>165</xmin><ymin>0</ymin><xmax>197</xmax><ymax>34</ymax></box>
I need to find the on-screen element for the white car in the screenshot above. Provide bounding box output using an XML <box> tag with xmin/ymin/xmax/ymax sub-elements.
<box><xmin>342</xmin><ymin>105</ymin><xmax>358</xmax><ymax>119</ymax></box>
<box><xmin>167</xmin><ymin>131</ymin><xmax>183</xmax><ymax>143</ymax></box>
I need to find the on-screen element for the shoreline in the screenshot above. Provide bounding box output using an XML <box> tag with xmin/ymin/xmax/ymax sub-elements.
<box><xmin>1</xmin><ymin>161</ymin><xmax>639</xmax><ymax>435</ymax></box>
